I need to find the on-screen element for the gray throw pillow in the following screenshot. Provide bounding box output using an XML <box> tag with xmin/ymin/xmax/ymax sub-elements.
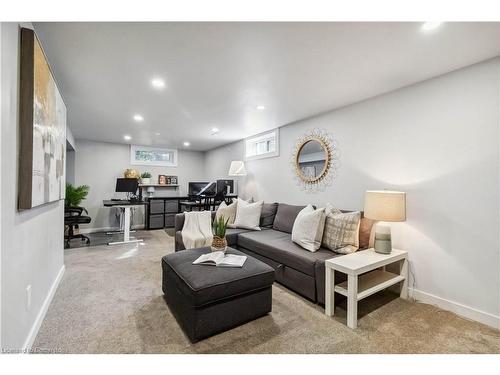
<box><xmin>272</xmin><ymin>203</ymin><xmax>307</xmax><ymax>234</ymax></box>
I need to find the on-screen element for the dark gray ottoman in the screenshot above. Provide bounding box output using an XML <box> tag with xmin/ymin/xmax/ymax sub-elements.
<box><xmin>162</xmin><ymin>247</ymin><xmax>275</xmax><ymax>342</ymax></box>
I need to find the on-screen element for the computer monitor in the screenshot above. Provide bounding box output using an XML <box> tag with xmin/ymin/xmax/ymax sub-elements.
<box><xmin>199</xmin><ymin>181</ymin><xmax>217</xmax><ymax>196</ymax></box>
<box><xmin>188</xmin><ymin>182</ymin><xmax>208</xmax><ymax>196</ymax></box>
<box><xmin>115</xmin><ymin>178</ymin><xmax>139</xmax><ymax>193</ymax></box>
<box><xmin>216</xmin><ymin>179</ymin><xmax>234</xmax><ymax>196</ymax></box>
<box><xmin>188</xmin><ymin>181</ymin><xmax>216</xmax><ymax>196</ymax></box>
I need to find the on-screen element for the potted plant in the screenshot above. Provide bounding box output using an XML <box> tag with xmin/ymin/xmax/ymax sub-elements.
<box><xmin>141</xmin><ymin>171</ymin><xmax>152</xmax><ymax>185</ymax></box>
<box><xmin>211</xmin><ymin>215</ymin><xmax>230</xmax><ymax>253</ymax></box>
<box><xmin>65</xmin><ymin>184</ymin><xmax>90</xmax><ymax>207</ymax></box>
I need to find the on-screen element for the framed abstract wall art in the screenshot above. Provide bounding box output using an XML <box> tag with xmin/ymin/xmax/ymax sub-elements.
<box><xmin>19</xmin><ymin>28</ymin><xmax>67</xmax><ymax>210</ymax></box>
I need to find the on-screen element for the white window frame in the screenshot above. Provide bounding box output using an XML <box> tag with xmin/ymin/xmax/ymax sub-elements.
<box><xmin>244</xmin><ymin>128</ymin><xmax>280</xmax><ymax>161</ymax></box>
<box><xmin>130</xmin><ymin>145</ymin><xmax>178</xmax><ymax>167</ymax></box>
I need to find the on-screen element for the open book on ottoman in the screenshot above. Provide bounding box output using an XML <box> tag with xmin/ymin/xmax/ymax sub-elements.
<box><xmin>193</xmin><ymin>252</ymin><xmax>247</xmax><ymax>268</ymax></box>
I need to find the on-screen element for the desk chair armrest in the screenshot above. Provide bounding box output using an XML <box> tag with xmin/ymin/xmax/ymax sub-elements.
<box><xmin>65</xmin><ymin>206</ymin><xmax>88</xmax><ymax>216</ymax></box>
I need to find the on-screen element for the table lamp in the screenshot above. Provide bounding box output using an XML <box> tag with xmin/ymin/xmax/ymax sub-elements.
<box><xmin>228</xmin><ymin>161</ymin><xmax>247</xmax><ymax>196</ymax></box>
<box><xmin>364</xmin><ymin>190</ymin><xmax>406</xmax><ymax>254</ymax></box>
<box><xmin>228</xmin><ymin>161</ymin><xmax>247</xmax><ymax>176</ymax></box>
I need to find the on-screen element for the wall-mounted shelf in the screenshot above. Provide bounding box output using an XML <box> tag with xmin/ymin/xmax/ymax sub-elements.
<box><xmin>139</xmin><ymin>184</ymin><xmax>179</xmax><ymax>188</ymax></box>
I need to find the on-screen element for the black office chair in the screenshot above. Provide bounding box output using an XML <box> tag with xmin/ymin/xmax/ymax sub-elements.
<box><xmin>180</xmin><ymin>195</ymin><xmax>217</xmax><ymax>212</ymax></box>
<box><xmin>214</xmin><ymin>190</ymin><xmax>225</xmax><ymax>206</ymax></box>
<box><xmin>65</xmin><ymin>207</ymin><xmax>92</xmax><ymax>248</ymax></box>
<box><xmin>179</xmin><ymin>195</ymin><xmax>200</xmax><ymax>212</ymax></box>
<box><xmin>200</xmin><ymin>195</ymin><xmax>216</xmax><ymax>211</ymax></box>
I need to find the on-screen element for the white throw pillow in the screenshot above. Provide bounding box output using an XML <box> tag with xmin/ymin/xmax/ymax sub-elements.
<box><xmin>291</xmin><ymin>204</ymin><xmax>326</xmax><ymax>252</ymax></box>
<box><xmin>233</xmin><ymin>198</ymin><xmax>264</xmax><ymax>230</ymax></box>
<box><xmin>215</xmin><ymin>200</ymin><xmax>237</xmax><ymax>228</ymax></box>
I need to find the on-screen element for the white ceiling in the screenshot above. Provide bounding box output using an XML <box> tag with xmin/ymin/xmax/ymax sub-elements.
<box><xmin>33</xmin><ymin>22</ymin><xmax>500</xmax><ymax>151</ymax></box>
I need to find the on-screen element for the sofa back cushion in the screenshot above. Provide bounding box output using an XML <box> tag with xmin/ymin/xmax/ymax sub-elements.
<box><xmin>273</xmin><ymin>203</ymin><xmax>307</xmax><ymax>233</ymax></box>
<box><xmin>260</xmin><ymin>202</ymin><xmax>279</xmax><ymax>228</ymax></box>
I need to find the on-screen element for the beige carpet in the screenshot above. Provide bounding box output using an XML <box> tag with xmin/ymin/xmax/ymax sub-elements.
<box><xmin>33</xmin><ymin>230</ymin><xmax>500</xmax><ymax>354</ymax></box>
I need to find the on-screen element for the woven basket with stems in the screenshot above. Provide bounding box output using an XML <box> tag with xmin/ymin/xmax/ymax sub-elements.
<box><xmin>211</xmin><ymin>215</ymin><xmax>230</xmax><ymax>252</ymax></box>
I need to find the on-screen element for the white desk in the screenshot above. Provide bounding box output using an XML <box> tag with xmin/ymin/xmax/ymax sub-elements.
<box><xmin>325</xmin><ymin>248</ymin><xmax>408</xmax><ymax>328</ymax></box>
<box><xmin>103</xmin><ymin>200</ymin><xmax>146</xmax><ymax>245</ymax></box>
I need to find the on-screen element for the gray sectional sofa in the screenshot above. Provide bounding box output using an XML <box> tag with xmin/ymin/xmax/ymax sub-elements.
<box><xmin>174</xmin><ymin>203</ymin><xmax>374</xmax><ymax>305</ymax></box>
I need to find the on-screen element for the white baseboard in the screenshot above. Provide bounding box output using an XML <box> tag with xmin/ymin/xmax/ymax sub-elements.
<box><xmin>409</xmin><ymin>288</ymin><xmax>500</xmax><ymax>329</ymax></box>
<box><xmin>23</xmin><ymin>265</ymin><xmax>65</xmax><ymax>352</ymax></box>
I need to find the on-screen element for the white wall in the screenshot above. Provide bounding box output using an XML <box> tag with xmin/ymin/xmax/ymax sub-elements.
<box><xmin>1</xmin><ymin>23</ymin><xmax>65</xmax><ymax>350</ymax></box>
<box><xmin>205</xmin><ymin>58</ymin><xmax>500</xmax><ymax>328</ymax></box>
<box><xmin>0</xmin><ymin>21</ymin><xmax>3</xmax><ymax>350</ymax></box>
<box><xmin>66</xmin><ymin>127</ymin><xmax>76</xmax><ymax>185</ymax></box>
<box><xmin>66</xmin><ymin>126</ymin><xmax>76</xmax><ymax>151</ymax></box>
<box><xmin>66</xmin><ymin>148</ymin><xmax>75</xmax><ymax>185</ymax></box>
<box><xmin>74</xmin><ymin>139</ymin><xmax>206</xmax><ymax>231</ymax></box>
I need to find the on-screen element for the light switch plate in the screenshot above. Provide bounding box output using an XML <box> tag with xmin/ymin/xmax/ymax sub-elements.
<box><xmin>26</xmin><ymin>285</ymin><xmax>32</xmax><ymax>310</ymax></box>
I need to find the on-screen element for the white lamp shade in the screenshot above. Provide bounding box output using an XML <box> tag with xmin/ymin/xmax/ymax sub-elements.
<box><xmin>364</xmin><ymin>190</ymin><xmax>406</xmax><ymax>222</ymax></box>
<box><xmin>228</xmin><ymin>161</ymin><xmax>247</xmax><ymax>176</ymax></box>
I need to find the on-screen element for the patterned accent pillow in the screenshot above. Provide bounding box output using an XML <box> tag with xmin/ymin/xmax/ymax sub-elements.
<box><xmin>322</xmin><ymin>209</ymin><xmax>361</xmax><ymax>254</ymax></box>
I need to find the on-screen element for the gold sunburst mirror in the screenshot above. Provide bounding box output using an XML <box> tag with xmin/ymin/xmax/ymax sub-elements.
<box><xmin>290</xmin><ymin>129</ymin><xmax>340</xmax><ymax>192</ymax></box>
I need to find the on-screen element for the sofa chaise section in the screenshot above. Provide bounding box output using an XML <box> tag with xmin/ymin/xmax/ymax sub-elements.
<box><xmin>236</xmin><ymin>225</ymin><xmax>346</xmax><ymax>303</ymax></box>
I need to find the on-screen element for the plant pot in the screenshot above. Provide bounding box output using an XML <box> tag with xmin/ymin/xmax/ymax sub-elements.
<box><xmin>211</xmin><ymin>235</ymin><xmax>227</xmax><ymax>253</ymax></box>
<box><xmin>141</xmin><ymin>178</ymin><xmax>151</xmax><ymax>185</ymax></box>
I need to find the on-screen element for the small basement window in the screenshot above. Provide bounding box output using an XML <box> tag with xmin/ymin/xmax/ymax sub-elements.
<box><xmin>245</xmin><ymin>129</ymin><xmax>279</xmax><ymax>160</ymax></box>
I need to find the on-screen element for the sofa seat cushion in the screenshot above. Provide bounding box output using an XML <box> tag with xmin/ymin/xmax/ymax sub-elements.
<box><xmin>237</xmin><ymin>230</ymin><xmax>336</xmax><ymax>276</ymax></box>
<box><xmin>162</xmin><ymin>247</ymin><xmax>275</xmax><ymax>307</ymax></box>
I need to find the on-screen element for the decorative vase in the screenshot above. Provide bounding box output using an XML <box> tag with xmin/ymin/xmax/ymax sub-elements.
<box><xmin>211</xmin><ymin>235</ymin><xmax>227</xmax><ymax>253</ymax></box>
<box><xmin>124</xmin><ymin>169</ymin><xmax>140</xmax><ymax>179</ymax></box>
<box><xmin>141</xmin><ymin>177</ymin><xmax>151</xmax><ymax>185</ymax></box>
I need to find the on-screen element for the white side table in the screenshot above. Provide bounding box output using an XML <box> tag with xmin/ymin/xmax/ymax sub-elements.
<box><xmin>325</xmin><ymin>248</ymin><xmax>408</xmax><ymax>329</ymax></box>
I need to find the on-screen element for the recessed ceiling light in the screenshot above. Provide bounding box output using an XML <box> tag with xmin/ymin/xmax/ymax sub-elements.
<box><xmin>421</xmin><ymin>22</ymin><xmax>442</xmax><ymax>32</ymax></box>
<box><xmin>211</xmin><ymin>127</ymin><xmax>219</xmax><ymax>135</ymax></box>
<box><xmin>155</xmin><ymin>132</ymin><xmax>160</xmax><ymax>136</ymax></box>
<box><xmin>133</xmin><ymin>114</ymin><xmax>144</xmax><ymax>122</ymax></box>
<box><xmin>183</xmin><ymin>141</ymin><xmax>190</xmax><ymax>147</ymax></box>
<box><xmin>151</xmin><ymin>78</ymin><xmax>166</xmax><ymax>89</ymax></box>
<box><xmin>256</xmin><ymin>105</ymin><xmax>266</xmax><ymax>110</ymax></box>
<box><xmin>124</xmin><ymin>135</ymin><xmax>132</xmax><ymax>141</ymax></box>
